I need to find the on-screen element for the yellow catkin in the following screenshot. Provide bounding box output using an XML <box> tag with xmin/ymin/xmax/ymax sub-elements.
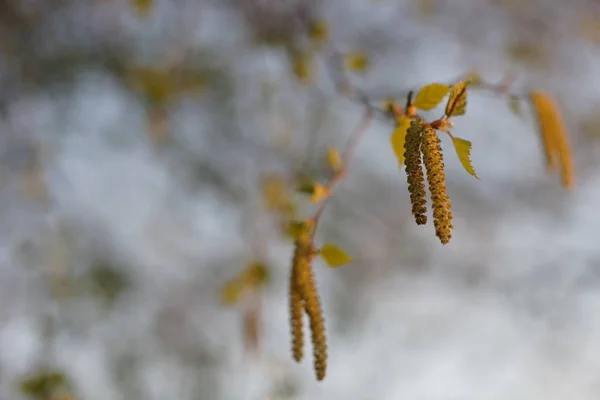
<box><xmin>291</xmin><ymin>231</ymin><xmax>327</xmax><ymax>381</ymax></box>
<box><xmin>421</xmin><ymin>125</ymin><xmax>453</xmax><ymax>244</ymax></box>
<box><xmin>530</xmin><ymin>91</ymin><xmax>575</xmax><ymax>188</ymax></box>
<box><xmin>289</xmin><ymin>272</ymin><xmax>304</xmax><ymax>362</ymax></box>
<box><xmin>404</xmin><ymin>119</ymin><xmax>428</xmax><ymax>225</ymax></box>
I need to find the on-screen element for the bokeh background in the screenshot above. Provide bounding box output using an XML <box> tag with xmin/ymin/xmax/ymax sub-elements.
<box><xmin>2</xmin><ymin>0</ymin><xmax>600</xmax><ymax>399</ymax></box>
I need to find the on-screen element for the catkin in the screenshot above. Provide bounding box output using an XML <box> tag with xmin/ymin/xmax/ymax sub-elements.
<box><xmin>290</xmin><ymin>231</ymin><xmax>327</xmax><ymax>381</ymax></box>
<box><xmin>289</xmin><ymin>274</ymin><xmax>304</xmax><ymax>362</ymax></box>
<box><xmin>404</xmin><ymin>120</ymin><xmax>428</xmax><ymax>225</ymax></box>
<box><xmin>530</xmin><ymin>91</ymin><xmax>574</xmax><ymax>188</ymax></box>
<box><xmin>421</xmin><ymin>125</ymin><xmax>453</xmax><ymax>244</ymax></box>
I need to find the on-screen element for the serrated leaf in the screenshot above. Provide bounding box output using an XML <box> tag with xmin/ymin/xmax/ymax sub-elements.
<box><xmin>327</xmin><ymin>147</ymin><xmax>342</xmax><ymax>171</ymax></box>
<box><xmin>413</xmin><ymin>83</ymin><xmax>449</xmax><ymax>110</ymax></box>
<box><xmin>445</xmin><ymin>81</ymin><xmax>468</xmax><ymax>117</ymax></box>
<box><xmin>451</xmin><ymin>136</ymin><xmax>479</xmax><ymax>179</ymax></box>
<box><xmin>390</xmin><ymin>116</ymin><xmax>411</xmax><ymax>166</ymax></box>
<box><xmin>344</xmin><ymin>52</ymin><xmax>369</xmax><ymax>73</ymax></box>
<box><xmin>319</xmin><ymin>243</ymin><xmax>352</xmax><ymax>267</ymax></box>
<box><xmin>508</xmin><ymin>95</ymin><xmax>522</xmax><ymax>116</ymax></box>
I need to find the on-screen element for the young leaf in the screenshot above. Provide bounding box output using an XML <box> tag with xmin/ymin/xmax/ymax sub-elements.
<box><xmin>309</xmin><ymin>20</ymin><xmax>329</xmax><ymax>48</ymax></box>
<box><xmin>297</xmin><ymin>180</ymin><xmax>330</xmax><ymax>203</ymax></box>
<box><xmin>246</xmin><ymin>263</ymin><xmax>270</xmax><ymax>286</ymax></box>
<box><xmin>344</xmin><ymin>52</ymin><xmax>369</xmax><ymax>73</ymax></box>
<box><xmin>20</xmin><ymin>370</ymin><xmax>66</xmax><ymax>398</ymax></box>
<box><xmin>508</xmin><ymin>95</ymin><xmax>522</xmax><ymax>116</ymax></box>
<box><xmin>310</xmin><ymin>183</ymin><xmax>331</xmax><ymax>203</ymax></box>
<box><xmin>413</xmin><ymin>83</ymin><xmax>450</xmax><ymax>110</ymax></box>
<box><xmin>291</xmin><ymin>51</ymin><xmax>315</xmax><ymax>84</ymax></box>
<box><xmin>451</xmin><ymin>136</ymin><xmax>479</xmax><ymax>179</ymax></box>
<box><xmin>131</xmin><ymin>0</ymin><xmax>154</xmax><ymax>18</ymax></box>
<box><xmin>390</xmin><ymin>116</ymin><xmax>411</xmax><ymax>166</ymax></box>
<box><xmin>445</xmin><ymin>81</ymin><xmax>468</xmax><ymax>117</ymax></box>
<box><xmin>261</xmin><ymin>174</ymin><xmax>291</xmax><ymax>211</ymax></box>
<box><xmin>220</xmin><ymin>279</ymin><xmax>245</xmax><ymax>305</ymax></box>
<box><xmin>327</xmin><ymin>147</ymin><xmax>343</xmax><ymax>172</ymax></box>
<box><xmin>319</xmin><ymin>243</ymin><xmax>352</xmax><ymax>267</ymax></box>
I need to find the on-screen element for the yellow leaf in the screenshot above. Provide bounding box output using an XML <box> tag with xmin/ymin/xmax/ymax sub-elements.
<box><xmin>390</xmin><ymin>116</ymin><xmax>411</xmax><ymax>166</ymax></box>
<box><xmin>129</xmin><ymin>68</ymin><xmax>174</xmax><ymax>104</ymax></box>
<box><xmin>296</xmin><ymin>180</ymin><xmax>316</xmax><ymax>194</ymax></box>
<box><xmin>451</xmin><ymin>137</ymin><xmax>479</xmax><ymax>179</ymax></box>
<box><xmin>445</xmin><ymin>81</ymin><xmax>467</xmax><ymax>117</ymax></box>
<box><xmin>319</xmin><ymin>243</ymin><xmax>352</xmax><ymax>267</ymax></box>
<box><xmin>344</xmin><ymin>52</ymin><xmax>369</xmax><ymax>73</ymax></box>
<box><xmin>291</xmin><ymin>51</ymin><xmax>315</xmax><ymax>84</ymax></box>
<box><xmin>508</xmin><ymin>95</ymin><xmax>522</xmax><ymax>116</ymax></box>
<box><xmin>309</xmin><ymin>20</ymin><xmax>329</xmax><ymax>48</ymax></box>
<box><xmin>413</xmin><ymin>83</ymin><xmax>450</xmax><ymax>110</ymax></box>
<box><xmin>310</xmin><ymin>183</ymin><xmax>331</xmax><ymax>203</ymax></box>
<box><xmin>20</xmin><ymin>370</ymin><xmax>66</xmax><ymax>398</ymax></box>
<box><xmin>261</xmin><ymin>174</ymin><xmax>291</xmax><ymax>211</ymax></box>
<box><xmin>245</xmin><ymin>263</ymin><xmax>270</xmax><ymax>286</ymax></box>
<box><xmin>296</xmin><ymin>181</ymin><xmax>330</xmax><ymax>202</ymax></box>
<box><xmin>220</xmin><ymin>279</ymin><xmax>245</xmax><ymax>305</ymax></box>
<box><xmin>327</xmin><ymin>147</ymin><xmax>343</xmax><ymax>171</ymax></box>
<box><xmin>131</xmin><ymin>0</ymin><xmax>154</xmax><ymax>18</ymax></box>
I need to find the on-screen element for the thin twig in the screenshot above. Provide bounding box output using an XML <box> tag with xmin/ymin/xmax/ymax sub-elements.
<box><xmin>310</xmin><ymin>108</ymin><xmax>373</xmax><ymax>232</ymax></box>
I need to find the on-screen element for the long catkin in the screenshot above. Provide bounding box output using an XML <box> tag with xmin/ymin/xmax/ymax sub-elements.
<box><xmin>404</xmin><ymin>120</ymin><xmax>428</xmax><ymax>225</ymax></box>
<box><xmin>290</xmin><ymin>232</ymin><xmax>327</xmax><ymax>381</ymax></box>
<box><xmin>421</xmin><ymin>125</ymin><xmax>453</xmax><ymax>244</ymax></box>
<box><xmin>530</xmin><ymin>91</ymin><xmax>574</xmax><ymax>188</ymax></box>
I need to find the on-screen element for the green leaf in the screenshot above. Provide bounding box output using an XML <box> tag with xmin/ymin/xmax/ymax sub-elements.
<box><xmin>413</xmin><ymin>83</ymin><xmax>449</xmax><ymax>110</ymax></box>
<box><xmin>319</xmin><ymin>243</ymin><xmax>352</xmax><ymax>267</ymax></box>
<box><xmin>445</xmin><ymin>81</ymin><xmax>468</xmax><ymax>117</ymax></box>
<box><xmin>390</xmin><ymin>116</ymin><xmax>411</xmax><ymax>166</ymax></box>
<box><xmin>451</xmin><ymin>136</ymin><xmax>479</xmax><ymax>179</ymax></box>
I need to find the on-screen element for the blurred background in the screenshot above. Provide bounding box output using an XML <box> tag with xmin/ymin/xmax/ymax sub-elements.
<box><xmin>1</xmin><ymin>0</ymin><xmax>600</xmax><ymax>399</ymax></box>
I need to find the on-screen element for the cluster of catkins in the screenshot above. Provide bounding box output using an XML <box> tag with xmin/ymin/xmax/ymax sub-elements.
<box><xmin>289</xmin><ymin>222</ymin><xmax>327</xmax><ymax>381</ymax></box>
<box><xmin>404</xmin><ymin>118</ymin><xmax>453</xmax><ymax>244</ymax></box>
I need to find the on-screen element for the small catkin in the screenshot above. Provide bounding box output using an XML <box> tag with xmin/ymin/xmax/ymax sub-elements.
<box><xmin>404</xmin><ymin>119</ymin><xmax>428</xmax><ymax>225</ymax></box>
<box><xmin>421</xmin><ymin>125</ymin><xmax>453</xmax><ymax>244</ymax></box>
<box><xmin>530</xmin><ymin>91</ymin><xmax>575</xmax><ymax>188</ymax></box>
<box><xmin>290</xmin><ymin>232</ymin><xmax>328</xmax><ymax>381</ymax></box>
